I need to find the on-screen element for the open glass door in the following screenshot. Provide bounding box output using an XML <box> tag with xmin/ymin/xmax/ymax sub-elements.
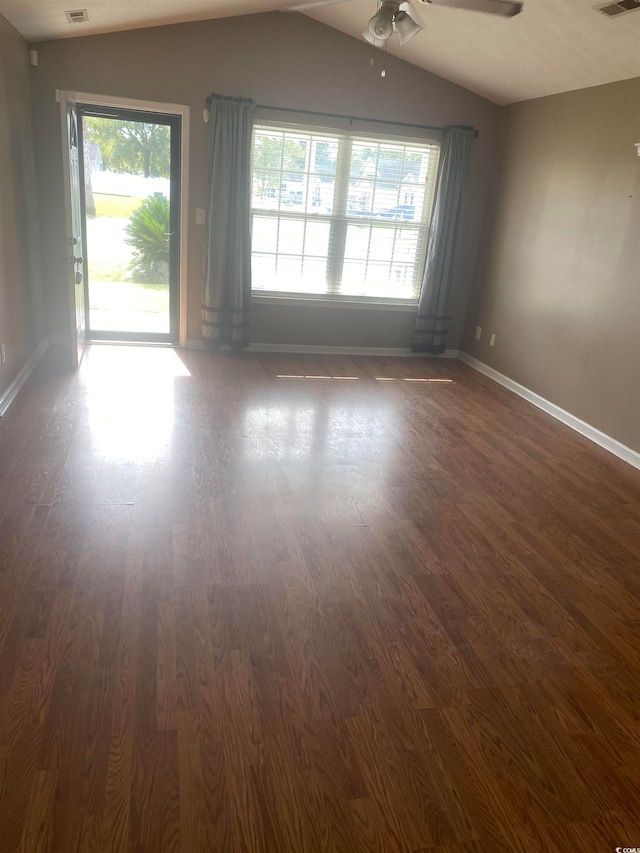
<box><xmin>77</xmin><ymin>106</ymin><xmax>181</xmax><ymax>343</ymax></box>
<box><xmin>62</xmin><ymin>93</ymin><xmax>86</xmax><ymax>367</ymax></box>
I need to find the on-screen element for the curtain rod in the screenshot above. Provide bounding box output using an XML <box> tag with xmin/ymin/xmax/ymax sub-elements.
<box><xmin>256</xmin><ymin>105</ymin><xmax>481</xmax><ymax>136</ymax></box>
<box><xmin>205</xmin><ymin>95</ymin><xmax>479</xmax><ymax>137</ymax></box>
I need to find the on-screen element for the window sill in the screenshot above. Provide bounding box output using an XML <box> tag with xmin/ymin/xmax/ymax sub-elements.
<box><xmin>252</xmin><ymin>294</ymin><xmax>419</xmax><ymax>313</ymax></box>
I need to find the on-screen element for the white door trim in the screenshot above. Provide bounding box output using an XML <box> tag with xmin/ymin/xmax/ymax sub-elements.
<box><xmin>59</xmin><ymin>91</ymin><xmax>81</xmax><ymax>365</ymax></box>
<box><xmin>65</xmin><ymin>91</ymin><xmax>190</xmax><ymax>347</ymax></box>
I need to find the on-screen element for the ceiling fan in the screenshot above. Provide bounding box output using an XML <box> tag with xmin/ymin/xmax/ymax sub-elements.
<box><xmin>285</xmin><ymin>0</ymin><xmax>523</xmax><ymax>48</ymax></box>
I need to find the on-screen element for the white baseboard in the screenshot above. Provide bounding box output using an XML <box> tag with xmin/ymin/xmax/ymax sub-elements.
<box><xmin>0</xmin><ymin>337</ymin><xmax>50</xmax><ymax>418</ymax></box>
<box><xmin>186</xmin><ymin>340</ymin><xmax>459</xmax><ymax>358</ymax></box>
<box><xmin>458</xmin><ymin>351</ymin><xmax>640</xmax><ymax>470</ymax></box>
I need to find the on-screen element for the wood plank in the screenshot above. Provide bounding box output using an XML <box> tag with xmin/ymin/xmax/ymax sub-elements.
<box><xmin>0</xmin><ymin>344</ymin><xmax>638</xmax><ymax>851</ymax></box>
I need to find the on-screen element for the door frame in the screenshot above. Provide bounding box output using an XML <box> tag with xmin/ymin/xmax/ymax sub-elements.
<box><xmin>59</xmin><ymin>91</ymin><xmax>86</xmax><ymax>366</ymax></box>
<box><xmin>60</xmin><ymin>91</ymin><xmax>190</xmax><ymax>347</ymax></box>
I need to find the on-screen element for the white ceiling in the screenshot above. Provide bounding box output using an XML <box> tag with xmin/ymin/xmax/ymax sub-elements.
<box><xmin>1</xmin><ymin>0</ymin><xmax>639</xmax><ymax>104</ymax></box>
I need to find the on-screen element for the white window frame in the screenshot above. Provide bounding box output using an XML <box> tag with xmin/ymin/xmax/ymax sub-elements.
<box><xmin>250</xmin><ymin>121</ymin><xmax>440</xmax><ymax>310</ymax></box>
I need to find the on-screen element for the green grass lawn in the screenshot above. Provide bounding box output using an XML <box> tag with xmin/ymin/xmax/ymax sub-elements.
<box><xmin>89</xmin><ymin>260</ymin><xmax>130</xmax><ymax>282</ymax></box>
<box><xmin>93</xmin><ymin>194</ymin><xmax>143</xmax><ymax>218</ymax></box>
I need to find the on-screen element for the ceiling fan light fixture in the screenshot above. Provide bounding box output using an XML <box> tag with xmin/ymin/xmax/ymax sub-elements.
<box><xmin>368</xmin><ymin>4</ymin><xmax>395</xmax><ymax>39</ymax></box>
<box><xmin>394</xmin><ymin>9</ymin><xmax>423</xmax><ymax>43</ymax></box>
<box><xmin>363</xmin><ymin>28</ymin><xmax>387</xmax><ymax>45</ymax></box>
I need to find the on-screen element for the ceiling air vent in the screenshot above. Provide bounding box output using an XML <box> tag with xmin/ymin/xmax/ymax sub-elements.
<box><xmin>595</xmin><ymin>0</ymin><xmax>640</xmax><ymax>16</ymax></box>
<box><xmin>65</xmin><ymin>9</ymin><xmax>89</xmax><ymax>24</ymax></box>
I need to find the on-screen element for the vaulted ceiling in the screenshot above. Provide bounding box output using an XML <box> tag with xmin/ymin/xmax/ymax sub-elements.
<box><xmin>1</xmin><ymin>0</ymin><xmax>639</xmax><ymax>104</ymax></box>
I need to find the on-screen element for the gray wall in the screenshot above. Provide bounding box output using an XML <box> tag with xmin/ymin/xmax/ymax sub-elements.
<box><xmin>0</xmin><ymin>14</ymin><xmax>44</xmax><ymax>399</ymax></box>
<box><xmin>30</xmin><ymin>12</ymin><xmax>500</xmax><ymax>350</ymax></box>
<box><xmin>462</xmin><ymin>78</ymin><xmax>640</xmax><ymax>452</ymax></box>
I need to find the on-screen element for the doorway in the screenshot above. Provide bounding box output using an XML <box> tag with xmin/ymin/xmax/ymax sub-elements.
<box><xmin>77</xmin><ymin>105</ymin><xmax>181</xmax><ymax>343</ymax></box>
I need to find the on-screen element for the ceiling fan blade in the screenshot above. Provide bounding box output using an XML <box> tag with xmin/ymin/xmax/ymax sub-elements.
<box><xmin>421</xmin><ymin>0</ymin><xmax>523</xmax><ymax>17</ymax></box>
<box><xmin>283</xmin><ymin>0</ymin><xmax>354</xmax><ymax>11</ymax></box>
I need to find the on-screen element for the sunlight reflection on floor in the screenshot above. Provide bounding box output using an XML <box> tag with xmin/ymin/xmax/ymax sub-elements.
<box><xmin>276</xmin><ymin>375</ymin><xmax>454</xmax><ymax>383</ymax></box>
<box><xmin>80</xmin><ymin>346</ymin><xmax>190</xmax><ymax>462</ymax></box>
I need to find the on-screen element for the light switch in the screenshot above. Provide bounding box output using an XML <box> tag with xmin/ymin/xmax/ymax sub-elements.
<box><xmin>196</xmin><ymin>208</ymin><xmax>206</xmax><ymax>225</ymax></box>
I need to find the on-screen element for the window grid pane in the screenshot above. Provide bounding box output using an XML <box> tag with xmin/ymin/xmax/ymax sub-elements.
<box><xmin>251</xmin><ymin>124</ymin><xmax>440</xmax><ymax>301</ymax></box>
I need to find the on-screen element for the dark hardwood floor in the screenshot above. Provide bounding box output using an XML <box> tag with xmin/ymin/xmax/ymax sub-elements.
<box><xmin>0</xmin><ymin>344</ymin><xmax>639</xmax><ymax>852</ymax></box>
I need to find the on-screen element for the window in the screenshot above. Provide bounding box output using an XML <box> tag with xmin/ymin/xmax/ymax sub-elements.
<box><xmin>250</xmin><ymin>124</ymin><xmax>440</xmax><ymax>303</ymax></box>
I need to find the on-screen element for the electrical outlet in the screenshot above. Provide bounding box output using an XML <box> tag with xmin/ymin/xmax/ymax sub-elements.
<box><xmin>475</xmin><ymin>326</ymin><xmax>482</xmax><ymax>341</ymax></box>
<box><xmin>490</xmin><ymin>333</ymin><xmax>496</xmax><ymax>347</ymax></box>
<box><xmin>0</xmin><ymin>344</ymin><xmax>5</xmax><ymax>365</ymax></box>
<box><xmin>195</xmin><ymin>208</ymin><xmax>206</xmax><ymax>225</ymax></box>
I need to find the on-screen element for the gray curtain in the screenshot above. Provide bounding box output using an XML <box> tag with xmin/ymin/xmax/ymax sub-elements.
<box><xmin>412</xmin><ymin>126</ymin><xmax>474</xmax><ymax>354</ymax></box>
<box><xmin>202</xmin><ymin>94</ymin><xmax>256</xmax><ymax>349</ymax></box>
